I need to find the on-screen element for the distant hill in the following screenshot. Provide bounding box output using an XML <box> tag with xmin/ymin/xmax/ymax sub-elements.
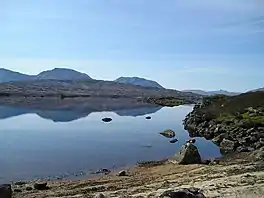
<box><xmin>0</xmin><ymin>68</ymin><xmax>33</xmax><ymax>83</ymax></box>
<box><xmin>115</xmin><ymin>77</ymin><xmax>164</xmax><ymax>89</ymax></box>
<box><xmin>182</xmin><ymin>89</ymin><xmax>240</xmax><ymax>96</ymax></box>
<box><xmin>0</xmin><ymin>79</ymin><xmax>200</xmax><ymax>103</ymax></box>
<box><xmin>0</xmin><ymin>68</ymin><xmax>91</xmax><ymax>82</ymax></box>
<box><xmin>249</xmin><ymin>87</ymin><xmax>264</xmax><ymax>92</ymax></box>
<box><xmin>35</xmin><ymin>68</ymin><xmax>91</xmax><ymax>80</ymax></box>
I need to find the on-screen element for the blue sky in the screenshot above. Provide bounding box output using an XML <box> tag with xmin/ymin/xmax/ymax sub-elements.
<box><xmin>0</xmin><ymin>0</ymin><xmax>264</xmax><ymax>92</ymax></box>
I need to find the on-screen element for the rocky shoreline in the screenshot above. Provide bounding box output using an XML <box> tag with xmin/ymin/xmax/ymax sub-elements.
<box><xmin>2</xmin><ymin>143</ymin><xmax>264</xmax><ymax>198</ymax></box>
<box><xmin>183</xmin><ymin>94</ymin><xmax>264</xmax><ymax>153</ymax></box>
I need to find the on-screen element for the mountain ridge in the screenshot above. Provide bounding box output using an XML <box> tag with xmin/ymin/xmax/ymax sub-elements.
<box><xmin>0</xmin><ymin>68</ymin><xmax>92</xmax><ymax>83</ymax></box>
<box><xmin>115</xmin><ymin>76</ymin><xmax>164</xmax><ymax>89</ymax></box>
<box><xmin>182</xmin><ymin>89</ymin><xmax>240</xmax><ymax>96</ymax></box>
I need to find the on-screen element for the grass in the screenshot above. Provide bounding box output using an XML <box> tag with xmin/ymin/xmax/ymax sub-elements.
<box><xmin>196</xmin><ymin>92</ymin><xmax>264</xmax><ymax>127</ymax></box>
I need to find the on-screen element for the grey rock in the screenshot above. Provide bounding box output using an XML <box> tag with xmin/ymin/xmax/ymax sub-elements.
<box><xmin>117</xmin><ymin>170</ymin><xmax>127</xmax><ymax>176</ymax></box>
<box><xmin>236</xmin><ymin>146</ymin><xmax>249</xmax><ymax>153</ymax></box>
<box><xmin>254</xmin><ymin>141</ymin><xmax>264</xmax><ymax>149</ymax></box>
<box><xmin>172</xmin><ymin>143</ymin><xmax>201</xmax><ymax>164</ymax></box>
<box><xmin>102</xmin><ymin>118</ymin><xmax>112</xmax><ymax>122</ymax></box>
<box><xmin>212</xmin><ymin>134</ymin><xmax>225</xmax><ymax>144</ymax></box>
<box><xmin>94</xmin><ymin>193</ymin><xmax>107</xmax><ymax>198</ymax></box>
<box><xmin>160</xmin><ymin>187</ymin><xmax>205</xmax><ymax>198</ymax></box>
<box><xmin>95</xmin><ymin>168</ymin><xmax>111</xmax><ymax>175</ymax></box>
<box><xmin>220</xmin><ymin>139</ymin><xmax>236</xmax><ymax>152</ymax></box>
<box><xmin>14</xmin><ymin>181</ymin><xmax>26</xmax><ymax>186</ymax></box>
<box><xmin>170</xmin><ymin>139</ymin><xmax>179</xmax><ymax>144</ymax></box>
<box><xmin>34</xmin><ymin>182</ymin><xmax>48</xmax><ymax>190</ymax></box>
<box><xmin>251</xmin><ymin>147</ymin><xmax>264</xmax><ymax>160</ymax></box>
<box><xmin>0</xmin><ymin>184</ymin><xmax>12</xmax><ymax>198</ymax></box>
<box><xmin>160</xmin><ymin>129</ymin><xmax>175</xmax><ymax>138</ymax></box>
<box><xmin>26</xmin><ymin>186</ymin><xmax>33</xmax><ymax>191</ymax></box>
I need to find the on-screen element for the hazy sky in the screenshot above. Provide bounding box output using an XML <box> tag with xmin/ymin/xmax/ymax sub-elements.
<box><xmin>1</xmin><ymin>0</ymin><xmax>264</xmax><ymax>92</ymax></box>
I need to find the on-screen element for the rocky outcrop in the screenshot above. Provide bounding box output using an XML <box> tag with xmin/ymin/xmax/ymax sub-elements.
<box><xmin>159</xmin><ymin>187</ymin><xmax>205</xmax><ymax>198</ymax></box>
<box><xmin>0</xmin><ymin>184</ymin><xmax>12</xmax><ymax>198</ymax></box>
<box><xmin>172</xmin><ymin>143</ymin><xmax>201</xmax><ymax>164</ymax></box>
<box><xmin>184</xmin><ymin>101</ymin><xmax>264</xmax><ymax>153</ymax></box>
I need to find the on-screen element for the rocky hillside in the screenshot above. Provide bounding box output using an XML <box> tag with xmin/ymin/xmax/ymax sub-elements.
<box><xmin>115</xmin><ymin>77</ymin><xmax>164</xmax><ymax>89</ymax></box>
<box><xmin>184</xmin><ymin>91</ymin><xmax>264</xmax><ymax>153</ymax></box>
<box><xmin>0</xmin><ymin>68</ymin><xmax>33</xmax><ymax>83</ymax></box>
<box><xmin>0</xmin><ymin>79</ymin><xmax>200</xmax><ymax>102</ymax></box>
<box><xmin>182</xmin><ymin>89</ymin><xmax>240</xmax><ymax>96</ymax></box>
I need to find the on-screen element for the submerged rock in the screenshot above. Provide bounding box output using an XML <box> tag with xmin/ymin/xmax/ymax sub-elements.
<box><xmin>170</xmin><ymin>139</ymin><xmax>178</xmax><ymax>144</ymax></box>
<box><xmin>0</xmin><ymin>184</ymin><xmax>12</xmax><ymax>198</ymax></box>
<box><xmin>160</xmin><ymin>129</ymin><xmax>175</xmax><ymax>138</ymax></box>
<box><xmin>94</xmin><ymin>168</ymin><xmax>111</xmax><ymax>175</ymax></box>
<box><xmin>187</xmin><ymin>138</ymin><xmax>196</xmax><ymax>144</ymax></box>
<box><xmin>159</xmin><ymin>187</ymin><xmax>205</xmax><ymax>198</ymax></box>
<box><xmin>172</xmin><ymin>143</ymin><xmax>201</xmax><ymax>164</ymax></box>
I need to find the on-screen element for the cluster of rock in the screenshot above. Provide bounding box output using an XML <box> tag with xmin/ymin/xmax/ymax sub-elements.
<box><xmin>159</xmin><ymin>129</ymin><xmax>179</xmax><ymax>144</ymax></box>
<box><xmin>94</xmin><ymin>187</ymin><xmax>206</xmax><ymax>198</ymax></box>
<box><xmin>0</xmin><ymin>181</ymin><xmax>48</xmax><ymax>198</ymax></box>
<box><xmin>184</xmin><ymin>105</ymin><xmax>264</xmax><ymax>153</ymax></box>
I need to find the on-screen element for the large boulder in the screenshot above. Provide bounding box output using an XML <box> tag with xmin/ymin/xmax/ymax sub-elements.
<box><xmin>159</xmin><ymin>187</ymin><xmax>205</xmax><ymax>198</ymax></box>
<box><xmin>34</xmin><ymin>182</ymin><xmax>48</xmax><ymax>190</ymax></box>
<box><xmin>160</xmin><ymin>129</ymin><xmax>175</xmax><ymax>138</ymax></box>
<box><xmin>172</xmin><ymin>143</ymin><xmax>201</xmax><ymax>164</ymax></box>
<box><xmin>220</xmin><ymin>139</ymin><xmax>236</xmax><ymax>152</ymax></box>
<box><xmin>0</xmin><ymin>184</ymin><xmax>12</xmax><ymax>198</ymax></box>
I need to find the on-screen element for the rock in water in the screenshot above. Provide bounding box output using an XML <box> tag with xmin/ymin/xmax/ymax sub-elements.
<box><xmin>160</xmin><ymin>129</ymin><xmax>175</xmax><ymax>138</ymax></box>
<box><xmin>160</xmin><ymin>188</ymin><xmax>205</xmax><ymax>198</ymax></box>
<box><xmin>172</xmin><ymin>143</ymin><xmax>201</xmax><ymax>164</ymax></box>
<box><xmin>170</xmin><ymin>139</ymin><xmax>178</xmax><ymax>143</ymax></box>
<box><xmin>0</xmin><ymin>184</ymin><xmax>12</xmax><ymax>198</ymax></box>
<box><xmin>102</xmin><ymin>118</ymin><xmax>112</xmax><ymax>122</ymax></box>
<box><xmin>34</xmin><ymin>182</ymin><xmax>48</xmax><ymax>190</ymax></box>
<box><xmin>146</xmin><ymin>116</ymin><xmax>151</xmax><ymax>120</ymax></box>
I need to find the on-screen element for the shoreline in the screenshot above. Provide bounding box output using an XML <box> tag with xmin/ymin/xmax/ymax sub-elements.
<box><xmin>10</xmin><ymin>149</ymin><xmax>264</xmax><ymax>198</ymax></box>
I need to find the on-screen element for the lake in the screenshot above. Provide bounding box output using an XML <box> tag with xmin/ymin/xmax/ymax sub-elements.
<box><xmin>0</xmin><ymin>104</ymin><xmax>221</xmax><ymax>183</ymax></box>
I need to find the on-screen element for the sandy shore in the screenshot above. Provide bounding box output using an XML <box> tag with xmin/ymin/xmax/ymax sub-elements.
<box><xmin>11</xmin><ymin>150</ymin><xmax>264</xmax><ymax>198</ymax></box>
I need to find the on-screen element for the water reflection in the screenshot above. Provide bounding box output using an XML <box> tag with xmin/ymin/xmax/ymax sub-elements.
<box><xmin>0</xmin><ymin>104</ymin><xmax>221</xmax><ymax>183</ymax></box>
<box><xmin>0</xmin><ymin>104</ymin><xmax>162</xmax><ymax>122</ymax></box>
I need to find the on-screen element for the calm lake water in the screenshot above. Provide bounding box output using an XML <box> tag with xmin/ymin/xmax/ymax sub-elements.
<box><xmin>0</xmin><ymin>105</ymin><xmax>221</xmax><ymax>183</ymax></box>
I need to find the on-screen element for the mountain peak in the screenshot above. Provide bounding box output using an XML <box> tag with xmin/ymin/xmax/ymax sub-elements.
<box><xmin>36</xmin><ymin>68</ymin><xmax>91</xmax><ymax>80</ymax></box>
<box><xmin>115</xmin><ymin>76</ymin><xmax>164</xmax><ymax>89</ymax></box>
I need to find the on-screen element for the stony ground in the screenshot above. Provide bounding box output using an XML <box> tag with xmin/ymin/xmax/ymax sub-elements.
<box><xmin>12</xmin><ymin>152</ymin><xmax>264</xmax><ymax>198</ymax></box>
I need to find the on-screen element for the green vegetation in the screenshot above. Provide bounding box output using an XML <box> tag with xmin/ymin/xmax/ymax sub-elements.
<box><xmin>197</xmin><ymin>91</ymin><xmax>264</xmax><ymax>126</ymax></box>
<box><xmin>153</xmin><ymin>97</ymin><xmax>185</xmax><ymax>107</ymax></box>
